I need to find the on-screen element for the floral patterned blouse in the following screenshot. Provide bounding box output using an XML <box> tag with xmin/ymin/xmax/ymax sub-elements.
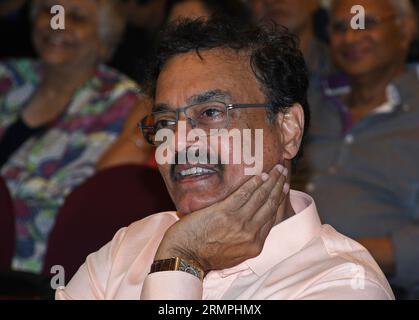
<box><xmin>0</xmin><ymin>59</ymin><xmax>141</xmax><ymax>273</ymax></box>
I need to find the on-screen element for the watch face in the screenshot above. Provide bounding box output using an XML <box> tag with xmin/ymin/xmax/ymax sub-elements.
<box><xmin>185</xmin><ymin>267</ymin><xmax>199</xmax><ymax>278</ymax></box>
<box><xmin>184</xmin><ymin>265</ymin><xmax>197</xmax><ymax>274</ymax></box>
<box><xmin>179</xmin><ymin>260</ymin><xmax>202</xmax><ymax>279</ymax></box>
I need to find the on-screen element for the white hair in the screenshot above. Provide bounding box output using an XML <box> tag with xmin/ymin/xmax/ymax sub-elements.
<box><xmin>31</xmin><ymin>0</ymin><xmax>126</xmax><ymax>61</ymax></box>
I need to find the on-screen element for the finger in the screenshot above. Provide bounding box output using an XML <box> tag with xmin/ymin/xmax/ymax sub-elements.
<box><xmin>225</xmin><ymin>173</ymin><xmax>267</xmax><ymax>210</ymax></box>
<box><xmin>239</xmin><ymin>164</ymin><xmax>287</xmax><ymax>217</ymax></box>
<box><xmin>251</xmin><ymin>167</ymin><xmax>289</xmax><ymax>226</ymax></box>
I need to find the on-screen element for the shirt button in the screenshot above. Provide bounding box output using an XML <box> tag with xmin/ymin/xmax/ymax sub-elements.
<box><xmin>344</xmin><ymin>134</ymin><xmax>355</xmax><ymax>145</ymax></box>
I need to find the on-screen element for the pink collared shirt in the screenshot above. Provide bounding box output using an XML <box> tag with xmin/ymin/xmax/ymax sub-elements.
<box><xmin>56</xmin><ymin>191</ymin><xmax>394</xmax><ymax>300</ymax></box>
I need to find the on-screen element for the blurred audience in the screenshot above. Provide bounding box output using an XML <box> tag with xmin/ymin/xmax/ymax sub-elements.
<box><xmin>250</xmin><ymin>0</ymin><xmax>333</xmax><ymax>78</ymax></box>
<box><xmin>0</xmin><ymin>0</ymin><xmax>142</xmax><ymax>274</ymax></box>
<box><xmin>300</xmin><ymin>0</ymin><xmax>419</xmax><ymax>299</ymax></box>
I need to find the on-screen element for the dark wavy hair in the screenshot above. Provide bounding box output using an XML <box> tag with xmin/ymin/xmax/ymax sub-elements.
<box><xmin>146</xmin><ymin>17</ymin><xmax>310</xmax><ymax>167</ymax></box>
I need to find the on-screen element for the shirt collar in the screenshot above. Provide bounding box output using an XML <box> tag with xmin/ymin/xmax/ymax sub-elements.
<box><xmin>371</xmin><ymin>84</ymin><xmax>400</xmax><ymax>114</ymax></box>
<box><xmin>324</xmin><ymin>80</ymin><xmax>401</xmax><ymax>115</ymax></box>
<box><xmin>219</xmin><ymin>190</ymin><xmax>322</xmax><ymax>278</ymax></box>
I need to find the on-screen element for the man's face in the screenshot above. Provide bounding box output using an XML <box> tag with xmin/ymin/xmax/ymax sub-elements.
<box><xmin>251</xmin><ymin>0</ymin><xmax>319</xmax><ymax>34</ymax></box>
<box><xmin>330</xmin><ymin>0</ymin><xmax>411</xmax><ymax>77</ymax></box>
<box><xmin>155</xmin><ymin>49</ymin><xmax>285</xmax><ymax>214</ymax></box>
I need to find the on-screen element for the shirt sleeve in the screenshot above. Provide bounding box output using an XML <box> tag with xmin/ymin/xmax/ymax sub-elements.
<box><xmin>55</xmin><ymin>227</ymin><xmax>127</xmax><ymax>300</ymax></box>
<box><xmin>140</xmin><ymin>271</ymin><xmax>203</xmax><ymax>300</ymax></box>
<box><xmin>391</xmin><ymin>224</ymin><xmax>419</xmax><ymax>292</ymax></box>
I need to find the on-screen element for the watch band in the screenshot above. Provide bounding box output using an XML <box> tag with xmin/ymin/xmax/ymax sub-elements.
<box><xmin>150</xmin><ymin>257</ymin><xmax>204</xmax><ymax>281</ymax></box>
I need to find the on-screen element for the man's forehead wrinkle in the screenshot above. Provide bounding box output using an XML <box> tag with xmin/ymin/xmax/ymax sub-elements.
<box><xmin>156</xmin><ymin>49</ymin><xmax>257</xmax><ymax>110</ymax></box>
<box><xmin>170</xmin><ymin>48</ymin><xmax>252</xmax><ymax>74</ymax></box>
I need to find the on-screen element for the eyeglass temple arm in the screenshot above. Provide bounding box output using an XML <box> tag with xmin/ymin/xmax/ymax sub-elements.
<box><xmin>228</xmin><ymin>103</ymin><xmax>267</xmax><ymax>110</ymax></box>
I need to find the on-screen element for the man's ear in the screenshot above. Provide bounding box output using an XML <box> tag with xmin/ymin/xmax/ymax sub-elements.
<box><xmin>276</xmin><ymin>103</ymin><xmax>305</xmax><ymax>160</ymax></box>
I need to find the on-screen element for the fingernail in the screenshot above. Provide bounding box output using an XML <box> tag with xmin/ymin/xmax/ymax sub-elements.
<box><xmin>283</xmin><ymin>168</ymin><xmax>288</xmax><ymax>177</ymax></box>
<box><xmin>276</xmin><ymin>164</ymin><xmax>285</xmax><ymax>173</ymax></box>
<box><xmin>261</xmin><ymin>172</ymin><xmax>269</xmax><ymax>181</ymax></box>
<box><xmin>283</xmin><ymin>183</ymin><xmax>290</xmax><ymax>194</ymax></box>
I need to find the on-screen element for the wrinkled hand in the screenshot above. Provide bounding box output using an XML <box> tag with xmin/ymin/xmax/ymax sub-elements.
<box><xmin>154</xmin><ymin>164</ymin><xmax>290</xmax><ymax>273</ymax></box>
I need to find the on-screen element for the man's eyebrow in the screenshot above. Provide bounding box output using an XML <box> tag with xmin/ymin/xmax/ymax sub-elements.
<box><xmin>152</xmin><ymin>90</ymin><xmax>233</xmax><ymax>112</ymax></box>
<box><xmin>187</xmin><ymin>90</ymin><xmax>232</xmax><ymax>105</ymax></box>
<box><xmin>152</xmin><ymin>103</ymin><xmax>173</xmax><ymax>113</ymax></box>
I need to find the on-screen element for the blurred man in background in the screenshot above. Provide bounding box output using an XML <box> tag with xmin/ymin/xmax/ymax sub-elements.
<box><xmin>250</xmin><ymin>0</ymin><xmax>332</xmax><ymax>78</ymax></box>
<box><xmin>301</xmin><ymin>0</ymin><xmax>419</xmax><ymax>299</ymax></box>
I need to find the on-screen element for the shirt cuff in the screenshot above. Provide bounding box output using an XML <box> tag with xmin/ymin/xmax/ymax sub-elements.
<box><xmin>140</xmin><ymin>271</ymin><xmax>203</xmax><ymax>300</ymax></box>
<box><xmin>391</xmin><ymin>225</ymin><xmax>419</xmax><ymax>291</ymax></box>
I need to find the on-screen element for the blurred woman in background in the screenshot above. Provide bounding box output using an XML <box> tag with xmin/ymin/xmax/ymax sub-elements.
<box><xmin>0</xmin><ymin>0</ymin><xmax>143</xmax><ymax>274</ymax></box>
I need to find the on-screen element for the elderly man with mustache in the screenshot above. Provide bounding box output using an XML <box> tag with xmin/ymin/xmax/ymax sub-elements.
<box><xmin>300</xmin><ymin>0</ymin><xmax>419</xmax><ymax>299</ymax></box>
<box><xmin>56</xmin><ymin>18</ymin><xmax>393</xmax><ymax>300</ymax></box>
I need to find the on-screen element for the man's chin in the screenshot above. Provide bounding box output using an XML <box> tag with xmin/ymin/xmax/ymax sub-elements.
<box><xmin>175</xmin><ymin>193</ymin><xmax>224</xmax><ymax>215</ymax></box>
<box><xmin>171</xmin><ymin>174</ymin><xmax>221</xmax><ymax>210</ymax></box>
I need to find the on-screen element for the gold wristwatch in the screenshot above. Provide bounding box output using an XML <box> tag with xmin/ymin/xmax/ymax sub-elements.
<box><xmin>150</xmin><ymin>257</ymin><xmax>204</xmax><ymax>281</ymax></box>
